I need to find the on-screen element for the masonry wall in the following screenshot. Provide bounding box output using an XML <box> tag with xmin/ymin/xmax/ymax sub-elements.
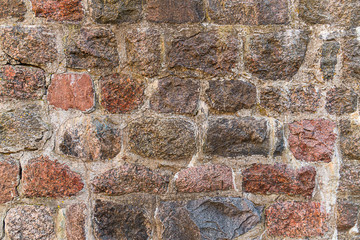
<box><xmin>0</xmin><ymin>0</ymin><xmax>358</xmax><ymax>239</ymax></box>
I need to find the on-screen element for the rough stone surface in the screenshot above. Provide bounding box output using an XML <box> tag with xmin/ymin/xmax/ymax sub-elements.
<box><xmin>125</xmin><ymin>29</ymin><xmax>161</xmax><ymax>77</ymax></box>
<box><xmin>92</xmin><ymin>163</ymin><xmax>169</xmax><ymax>195</ymax></box>
<box><xmin>337</xmin><ymin>201</ymin><xmax>359</xmax><ymax>231</ymax></box>
<box><xmin>175</xmin><ymin>165</ymin><xmax>233</xmax><ymax>193</ymax></box>
<box><xmin>65</xmin><ymin>27</ymin><xmax>119</xmax><ymax>69</ymax></box>
<box><xmin>146</xmin><ymin>0</ymin><xmax>204</xmax><ymax>23</ymax></box>
<box><xmin>205</xmin><ymin>80</ymin><xmax>257</xmax><ymax>113</ymax></box>
<box><xmin>22</xmin><ymin>156</ymin><xmax>84</xmax><ymax>198</ymax></box>
<box><xmin>150</xmin><ymin>77</ymin><xmax>200</xmax><ymax>115</ymax></box>
<box><xmin>93</xmin><ymin>200</ymin><xmax>149</xmax><ymax>240</ymax></box>
<box><xmin>0</xmin><ymin>158</ymin><xmax>19</xmax><ymax>203</ymax></box>
<box><xmin>48</xmin><ymin>73</ymin><xmax>95</xmax><ymax>112</ymax></box>
<box><xmin>208</xmin><ymin>0</ymin><xmax>289</xmax><ymax>25</ymax></box>
<box><xmin>0</xmin><ymin>105</ymin><xmax>49</xmax><ymax>153</ymax></box>
<box><xmin>128</xmin><ymin>117</ymin><xmax>196</xmax><ymax>161</ymax></box>
<box><xmin>0</xmin><ymin>0</ymin><xmax>26</xmax><ymax>20</ymax></box>
<box><xmin>243</xmin><ymin>163</ymin><xmax>316</xmax><ymax>197</ymax></box>
<box><xmin>266</xmin><ymin>201</ymin><xmax>327</xmax><ymax>238</ymax></box>
<box><xmin>58</xmin><ymin>116</ymin><xmax>122</xmax><ymax>161</ymax></box>
<box><xmin>340</xmin><ymin>120</ymin><xmax>360</xmax><ymax>160</ymax></box>
<box><xmin>288</xmin><ymin>119</ymin><xmax>336</xmax><ymax>162</ymax></box>
<box><xmin>168</xmin><ymin>31</ymin><xmax>239</xmax><ymax>76</ymax></box>
<box><xmin>343</xmin><ymin>33</ymin><xmax>360</xmax><ymax>80</ymax></box>
<box><xmin>66</xmin><ymin>203</ymin><xmax>86</xmax><ymax>240</ymax></box>
<box><xmin>5</xmin><ymin>205</ymin><xmax>55</xmax><ymax>240</ymax></box>
<box><xmin>158</xmin><ymin>197</ymin><xmax>262</xmax><ymax>240</ymax></box>
<box><xmin>90</xmin><ymin>0</ymin><xmax>142</xmax><ymax>23</ymax></box>
<box><xmin>321</xmin><ymin>41</ymin><xmax>340</xmax><ymax>81</ymax></box>
<box><xmin>0</xmin><ymin>65</ymin><xmax>45</xmax><ymax>100</ymax></box>
<box><xmin>245</xmin><ymin>30</ymin><xmax>309</xmax><ymax>80</ymax></box>
<box><xmin>338</xmin><ymin>163</ymin><xmax>360</xmax><ymax>195</ymax></box>
<box><xmin>326</xmin><ymin>87</ymin><xmax>357</xmax><ymax>115</ymax></box>
<box><xmin>260</xmin><ymin>87</ymin><xmax>288</xmax><ymax>113</ymax></box>
<box><xmin>288</xmin><ymin>85</ymin><xmax>321</xmax><ymax>113</ymax></box>
<box><xmin>31</xmin><ymin>0</ymin><xmax>84</xmax><ymax>21</ymax></box>
<box><xmin>100</xmin><ymin>73</ymin><xmax>144</xmax><ymax>114</ymax></box>
<box><xmin>204</xmin><ymin>117</ymin><xmax>269</xmax><ymax>157</ymax></box>
<box><xmin>1</xmin><ymin>27</ymin><xmax>58</xmax><ymax>66</ymax></box>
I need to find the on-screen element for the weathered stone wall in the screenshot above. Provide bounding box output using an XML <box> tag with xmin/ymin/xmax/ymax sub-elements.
<box><xmin>0</xmin><ymin>0</ymin><xmax>358</xmax><ymax>239</ymax></box>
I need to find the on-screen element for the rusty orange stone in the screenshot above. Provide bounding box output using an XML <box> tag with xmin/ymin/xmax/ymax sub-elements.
<box><xmin>31</xmin><ymin>0</ymin><xmax>83</xmax><ymax>21</ymax></box>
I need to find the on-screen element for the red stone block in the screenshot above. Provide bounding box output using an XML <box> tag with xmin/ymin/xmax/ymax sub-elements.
<box><xmin>0</xmin><ymin>159</ymin><xmax>19</xmax><ymax>203</ymax></box>
<box><xmin>31</xmin><ymin>0</ymin><xmax>83</xmax><ymax>21</ymax></box>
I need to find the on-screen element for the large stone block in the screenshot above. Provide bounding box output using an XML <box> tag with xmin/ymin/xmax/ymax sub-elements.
<box><xmin>31</xmin><ymin>0</ymin><xmax>83</xmax><ymax>21</ymax></box>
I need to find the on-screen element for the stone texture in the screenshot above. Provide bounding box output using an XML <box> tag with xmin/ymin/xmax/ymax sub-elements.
<box><xmin>1</xmin><ymin>27</ymin><xmax>57</xmax><ymax>66</ymax></box>
<box><xmin>90</xmin><ymin>0</ymin><xmax>142</xmax><ymax>23</ymax></box>
<box><xmin>337</xmin><ymin>201</ymin><xmax>359</xmax><ymax>231</ymax></box>
<box><xmin>22</xmin><ymin>156</ymin><xmax>84</xmax><ymax>198</ymax></box>
<box><xmin>0</xmin><ymin>65</ymin><xmax>45</xmax><ymax>100</ymax></box>
<box><xmin>65</xmin><ymin>27</ymin><xmax>119</xmax><ymax>69</ymax></box>
<box><xmin>92</xmin><ymin>163</ymin><xmax>169</xmax><ymax>195</ymax></box>
<box><xmin>288</xmin><ymin>85</ymin><xmax>321</xmax><ymax>113</ymax></box>
<box><xmin>326</xmin><ymin>87</ymin><xmax>357</xmax><ymax>115</ymax></box>
<box><xmin>48</xmin><ymin>73</ymin><xmax>95</xmax><ymax>111</ymax></box>
<box><xmin>128</xmin><ymin>117</ymin><xmax>196</xmax><ymax>161</ymax></box>
<box><xmin>208</xmin><ymin>0</ymin><xmax>289</xmax><ymax>25</ymax></box>
<box><xmin>0</xmin><ymin>105</ymin><xmax>49</xmax><ymax>153</ymax></box>
<box><xmin>338</xmin><ymin>163</ymin><xmax>360</xmax><ymax>195</ymax></box>
<box><xmin>31</xmin><ymin>0</ymin><xmax>83</xmax><ymax>21</ymax></box>
<box><xmin>125</xmin><ymin>29</ymin><xmax>161</xmax><ymax>77</ymax></box>
<box><xmin>175</xmin><ymin>165</ymin><xmax>233</xmax><ymax>193</ymax></box>
<box><xmin>243</xmin><ymin>163</ymin><xmax>316</xmax><ymax>197</ymax></box>
<box><xmin>93</xmin><ymin>200</ymin><xmax>149</xmax><ymax>240</ymax></box>
<box><xmin>100</xmin><ymin>73</ymin><xmax>144</xmax><ymax>114</ymax></box>
<box><xmin>58</xmin><ymin>116</ymin><xmax>121</xmax><ymax>161</ymax></box>
<box><xmin>299</xmin><ymin>0</ymin><xmax>360</xmax><ymax>26</ymax></box>
<box><xmin>340</xmin><ymin>120</ymin><xmax>360</xmax><ymax>160</ymax></box>
<box><xmin>158</xmin><ymin>197</ymin><xmax>262</xmax><ymax>240</ymax></box>
<box><xmin>205</xmin><ymin>80</ymin><xmax>256</xmax><ymax>113</ymax></box>
<box><xmin>0</xmin><ymin>0</ymin><xmax>26</xmax><ymax>20</ymax></box>
<box><xmin>288</xmin><ymin>119</ymin><xmax>336</xmax><ymax>162</ymax></box>
<box><xmin>66</xmin><ymin>203</ymin><xmax>86</xmax><ymax>240</ymax></box>
<box><xmin>168</xmin><ymin>31</ymin><xmax>239</xmax><ymax>76</ymax></box>
<box><xmin>146</xmin><ymin>0</ymin><xmax>204</xmax><ymax>23</ymax></box>
<box><xmin>204</xmin><ymin>117</ymin><xmax>269</xmax><ymax>157</ymax></box>
<box><xmin>0</xmin><ymin>158</ymin><xmax>19</xmax><ymax>203</ymax></box>
<box><xmin>245</xmin><ymin>30</ymin><xmax>309</xmax><ymax>80</ymax></box>
<box><xmin>321</xmin><ymin>41</ymin><xmax>340</xmax><ymax>81</ymax></box>
<box><xmin>274</xmin><ymin>120</ymin><xmax>285</xmax><ymax>156</ymax></box>
<box><xmin>5</xmin><ymin>205</ymin><xmax>55</xmax><ymax>240</ymax></box>
<box><xmin>260</xmin><ymin>87</ymin><xmax>288</xmax><ymax>113</ymax></box>
<box><xmin>266</xmin><ymin>201</ymin><xmax>326</xmax><ymax>238</ymax></box>
<box><xmin>150</xmin><ymin>77</ymin><xmax>200</xmax><ymax>115</ymax></box>
<box><xmin>343</xmin><ymin>33</ymin><xmax>360</xmax><ymax>80</ymax></box>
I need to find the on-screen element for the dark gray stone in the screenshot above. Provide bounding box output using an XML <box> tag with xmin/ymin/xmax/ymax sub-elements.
<box><xmin>321</xmin><ymin>41</ymin><xmax>340</xmax><ymax>81</ymax></box>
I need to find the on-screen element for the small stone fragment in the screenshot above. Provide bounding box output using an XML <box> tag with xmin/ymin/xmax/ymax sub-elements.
<box><xmin>204</xmin><ymin>117</ymin><xmax>269</xmax><ymax>157</ymax></box>
<box><xmin>90</xmin><ymin>0</ymin><xmax>142</xmax><ymax>23</ymax></box>
<box><xmin>339</xmin><ymin>120</ymin><xmax>360</xmax><ymax>160</ymax></box>
<box><xmin>1</xmin><ymin>27</ymin><xmax>58</xmax><ymax>66</ymax></box>
<box><xmin>338</xmin><ymin>163</ymin><xmax>360</xmax><ymax>195</ymax></box>
<box><xmin>48</xmin><ymin>73</ymin><xmax>95</xmax><ymax>111</ymax></box>
<box><xmin>245</xmin><ymin>30</ymin><xmax>309</xmax><ymax>80</ymax></box>
<box><xmin>205</xmin><ymin>80</ymin><xmax>256</xmax><ymax>113</ymax></box>
<box><xmin>93</xmin><ymin>200</ymin><xmax>149</xmax><ymax>240</ymax></box>
<box><xmin>243</xmin><ymin>163</ymin><xmax>316</xmax><ymax>197</ymax></box>
<box><xmin>31</xmin><ymin>0</ymin><xmax>83</xmax><ymax>21</ymax></box>
<box><xmin>158</xmin><ymin>197</ymin><xmax>262</xmax><ymax>240</ymax></box>
<box><xmin>321</xmin><ymin>41</ymin><xmax>340</xmax><ymax>81</ymax></box>
<box><xmin>100</xmin><ymin>74</ymin><xmax>144</xmax><ymax>114</ymax></box>
<box><xmin>146</xmin><ymin>0</ymin><xmax>204</xmax><ymax>23</ymax></box>
<box><xmin>260</xmin><ymin>87</ymin><xmax>288</xmax><ymax>113</ymax></box>
<box><xmin>0</xmin><ymin>65</ymin><xmax>45</xmax><ymax>100</ymax></box>
<box><xmin>57</xmin><ymin>116</ymin><xmax>121</xmax><ymax>161</ymax></box>
<box><xmin>150</xmin><ymin>77</ymin><xmax>200</xmax><ymax>115</ymax></box>
<box><xmin>326</xmin><ymin>87</ymin><xmax>357</xmax><ymax>115</ymax></box>
<box><xmin>288</xmin><ymin>119</ymin><xmax>336</xmax><ymax>162</ymax></box>
<box><xmin>0</xmin><ymin>157</ymin><xmax>19</xmax><ymax>203</ymax></box>
<box><xmin>0</xmin><ymin>105</ymin><xmax>49</xmax><ymax>153</ymax></box>
<box><xmin>337</xmin><ymin>201</ymin><xmax>359</xmax><ymax>231</ymax></box>
<box><xmin>92</xmin><ymin>163</ymin><xmax>169</xmax><ymax>195</ymax></box>
<box><xmin>175</xmin><ymin>165</ymin><xmax>233</xmax><ymax>193</ymax></box>
<box><xmin>66</xmin><ymin>203</ymin><xmax>86</xmax><ymax>240</ymax></box>
<box><xmin>65</xmin><ymin>27</ymin><xmax>119</xmax><ymax>69</ymax></box>
<box><xmin>128</xmin><ymin>117</ymin><xmax>196</xmax><ymax>161</ymax></box>
<box><xmin>343</xmin><ymin>33</ymin><xmax>360</xmax><ymax>80</ymax></box>
<box><xmin>266</xmin><ymin>201</ymin><xmax>326</xmax><ymax>238</ymax></box>
<box><xmin>22</xmin><ymin>156</ymin><xmax>84</xmax><ymax>198</ymax></box>
<box><xmin>0</xmin><ymin>0</ymin><xmax>26</xmax><ymax>20</ymax></box>
<box><xmin>5</xmin><ymin>205</ymin><xmax>55</xmax><ymax>240</ymax></box>
<box><xmin>288</xmin><ymin>85</ymin><xmax>321</xmax><ymax>113</ymax></box>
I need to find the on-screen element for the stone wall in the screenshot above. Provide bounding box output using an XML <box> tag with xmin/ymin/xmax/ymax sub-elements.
<box><xmin>0</xmin><ymin>0</ymin><xmax>358</xmax><ymax>239</ymax></box>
